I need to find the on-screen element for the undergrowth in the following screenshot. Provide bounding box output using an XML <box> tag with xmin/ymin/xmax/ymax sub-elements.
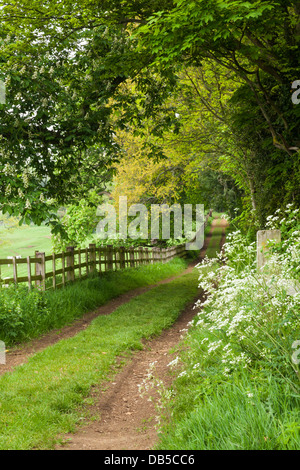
<box><xmin>157</xmin><ymin>206</ymin><xmax>300</xmax><ymax>450</ymax></box>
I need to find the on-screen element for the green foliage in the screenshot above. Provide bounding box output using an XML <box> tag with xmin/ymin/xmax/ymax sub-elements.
<box><xmin>137</xmin><ymin>0</ymin><xmax>300</xmax><ymax>226</ymax></box>
<box><xmin>156</xmin><ymin>211</ymin><xmax>300</xmax><ymax>449</ymax></box>
<box><xmin>51</xmin><ymin>192</ymin><xmax>103</xmax><ymax>251</ymax></box>
<box><xmin>265</xmin><ymin>203</ymin><xmax>300</xmax><ymax>243</ymax></box>
<box><xmin>0</xmin><ymin>0</ymin><xmax>299</xmax><ymax>237</ymax></box>
<box><xmin>0</xmin><ymin>1</ymin><xmax>149</xmax><ymax>225</ymax></box>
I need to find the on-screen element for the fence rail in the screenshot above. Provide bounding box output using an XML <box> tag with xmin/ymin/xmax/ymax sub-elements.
<box><xmin>0</xmin><ymin>209</ymin><xmax>213</xmax><ymax>292</ymax></box>
<box><xmin>0</xmin><ymin>243</ymin><xmax>187</xmax><ymax>291</ymax></box>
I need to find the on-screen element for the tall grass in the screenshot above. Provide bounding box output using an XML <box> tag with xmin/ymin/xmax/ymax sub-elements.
<box><xmin>158</xmin><ymin>369</ymin><xmax>299</xmax><ymax>450</ymax></box>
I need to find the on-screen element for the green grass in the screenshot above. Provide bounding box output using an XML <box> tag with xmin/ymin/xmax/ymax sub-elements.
<box><xmin>0</xmin><ymin>268</ymin><xmax>199</xmax><ymax>450</ymax></box>
<box><xmin>205</xmin><ymin>219</ymin><xmax>224</xmax><ymax>258</ymax></box>
<box><xmin>0</xmin><ymin>257</ymin><xmax>190</xmax><ymax>346</ymax></box>
<box><xmin>157</xmin><ymin>367</ymin><xmax>300</xmax><ymax>450</ymax></box>
<box><xmin>0</xmin><ymin>224</ymin><xmax>52</xmax><ymax>257</ymax></box>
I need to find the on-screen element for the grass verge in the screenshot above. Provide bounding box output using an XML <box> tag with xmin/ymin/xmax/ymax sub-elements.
<box><xmin>0</xmin><ymin>268</ymin><xmax>199</xmax><ymax>450</ymax></box>
<box><xmin>156</xmin><ymin>221</ymin><xmax>300</xmax><ymax>451</ymax></box>
<box><xmin>156</xmin><ymin>349</ymin><xmax>300</xmax><ymax>450</ymax></box>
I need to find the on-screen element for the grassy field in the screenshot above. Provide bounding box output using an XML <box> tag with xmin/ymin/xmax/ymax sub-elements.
<box><xmin>0</xmin><ymin>224</ymin><xmax>52</xmax><ymax>279</ymax></box>
<box><xmin>0</xmin><ymin>224</ymin><xmax>52</xmax><ymax>257</ymax></box>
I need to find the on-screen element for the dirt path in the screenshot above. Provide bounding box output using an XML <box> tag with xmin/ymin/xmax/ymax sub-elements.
<box><xmin>56</xmin><ymin>294</ymin><xmax>203</xmax><ymax>450</ymax></box>
<box><xmin>55</xmin><ymin>217</ymin><xmax>228</xmax><ymax>451</ymax></box>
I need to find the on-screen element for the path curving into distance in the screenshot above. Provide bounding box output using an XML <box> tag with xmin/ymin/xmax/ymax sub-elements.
<box><xmin>54</xmin><ymin>217</ymin><xmax>228</xmax><ymax>451</ymax></box>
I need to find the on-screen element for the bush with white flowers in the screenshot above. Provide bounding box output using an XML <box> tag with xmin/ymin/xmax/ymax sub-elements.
<box><xmin>192</xmin><ymin>208</ymin><xmax>300</xmax><ymax>391</ymax></box>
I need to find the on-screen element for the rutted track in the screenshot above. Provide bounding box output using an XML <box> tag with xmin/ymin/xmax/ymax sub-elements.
<box><xmin>55</xmin><ymin>218</ymin><xmax>227</xmax><ymax>450</ymax></box>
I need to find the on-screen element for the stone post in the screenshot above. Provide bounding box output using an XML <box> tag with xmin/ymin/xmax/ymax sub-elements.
<box><xmin>257</xmin><ymin>230</ymin><xmax>281</xmax><ymax>270</ymax></box>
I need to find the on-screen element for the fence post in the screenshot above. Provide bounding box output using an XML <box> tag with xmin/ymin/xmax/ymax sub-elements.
<box><xmin>78</xmin><ymin>250</ymin><xmax>82</xmax><ymax>278</ymax></box>
<box><xmin>52</xmin><ymin>253</ymin><xmax>57</xmax><ymax>289</ymax></box>
<box><xmin>129</xmin><ymin>246</ymin><xmax>135</xmax><ymax>268</ymax></box>
<box><xmin>257</xmin><ymin>230</ymin><xmax>281</xmax><ymax>270</ymax></box>
<box><xmin>115</xmin><ymin>247</ymin><xmax>120</xmax><ymax>270</ymax></box>
<box><xmin>138</xmin><ymin>247</ymin><xmax>144</xmax><ymax>266</ymax></box>
<box><xmin>107</xmin><ymin>245</ymin><xmax>113</xmax><ymax>271</ymax></box>
<box><xmin>35</xmin><ymin>251</ymin><xmax>46</xmax><ymax>291</ymax></box>
<box><xmin>119</xmin><ymin>246</ymin><xmax>126</xmax><ymax>270</ymax></box>
<box><xmin>62</xmin><ymin>251</ymin><xmax>66</xmax><ymax>286</ymax></box>
<box><xmin>89</xmin><ymin>243</ymin><xmax>97</xmax><ymax>274</ymax></box>
<box><xmin>85</xmin><ymin>248</ymin><xmax>89</xmax><ymax>276</ymax></box>
<box><xmin>144</xmin><ymin>247</ymin><xmax>149</xmax><ymax>265</ymax></box>
<box><xmin>102</xmin><ymin>247</ymin><xmax>107</xmax><ymax>272</ymax></box>
<box><xmin>66</xmin><ymin>246</ymin><xmax>75</xmax><ymax>282</ymax></box>
<box><xmin>27</xmin><ymin>256</ymin><xmax>32</xmax><ymax>290</ymax></box>
<box><xmin>12</xmin><ymin>256</ymin><xmax>18</xmax><ymax>286</ymax></box>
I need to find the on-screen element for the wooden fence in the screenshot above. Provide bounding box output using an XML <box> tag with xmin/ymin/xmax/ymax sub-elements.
<box><xmin>0</xmin><ymin>209</ymin><xmax>213</xmax><ymax>292</ymax></box>
<box><xmin>0</xmin><ymin>243</ymin><xmax>187</xmax><ymax>291</ymax></box>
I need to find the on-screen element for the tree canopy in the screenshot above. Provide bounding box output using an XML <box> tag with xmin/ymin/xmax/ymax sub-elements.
<box><xmin>0</xmin><ymin>0</ymin><xmax>299</xmax><ymax>233</ymax></box>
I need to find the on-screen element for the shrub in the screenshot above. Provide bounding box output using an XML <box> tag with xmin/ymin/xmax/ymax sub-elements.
<box><xmin>195</xmin><ymin>226</ymin><xmax>300</xmax><ymax>390</ymax></box>
<box><xmin>0</xmin><ymin>286</ymin><xmax>50</xmax><ymax>343</ymax></box>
